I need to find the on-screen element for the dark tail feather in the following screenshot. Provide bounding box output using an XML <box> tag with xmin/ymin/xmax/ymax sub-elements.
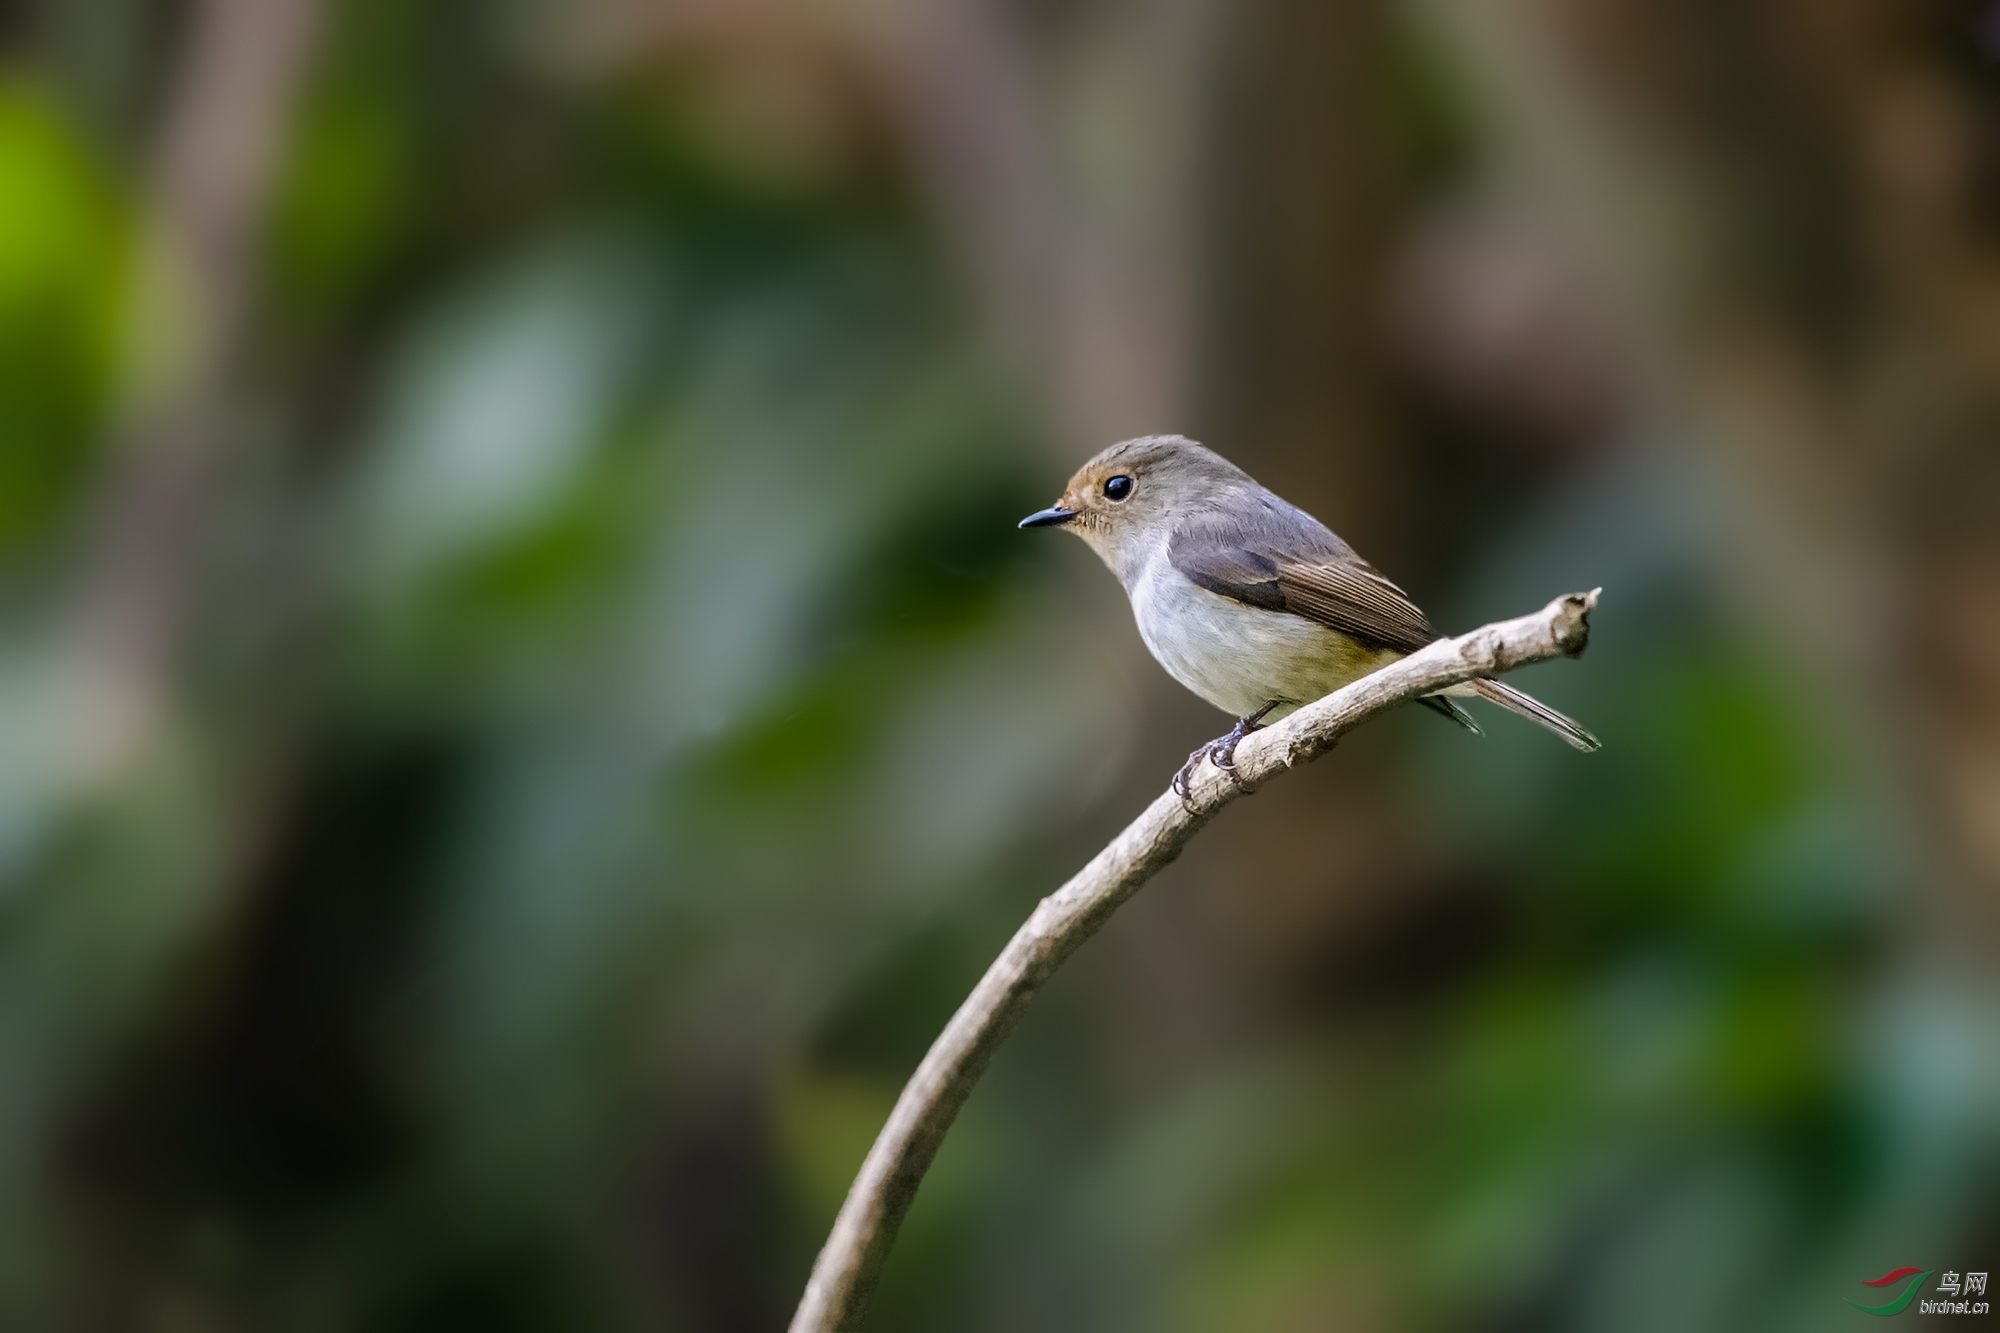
<box><xmin>1417</xmin><ymin>695</ymin><xmax>1483</xmax><ymax>735</ymax></box>
<box><xmin>1469</xmin><ymin>679</ymin><xmax>1601</xmax><ymax>752</ymax></box>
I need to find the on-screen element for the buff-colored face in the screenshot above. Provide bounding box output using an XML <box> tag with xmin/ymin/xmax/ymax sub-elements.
<box><xmin>1018</xmin><ymin>434</ymin><xmax>1252</xmax><ymax>566</ymax></box>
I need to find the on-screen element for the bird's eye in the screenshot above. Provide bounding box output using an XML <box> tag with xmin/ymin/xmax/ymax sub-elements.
<box><xmin>1104</xmin><ymin>474</ymin><xmax>1134</xmax><ymax>502</ymax></box>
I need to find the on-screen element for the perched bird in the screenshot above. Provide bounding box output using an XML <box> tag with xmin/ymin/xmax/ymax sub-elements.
<box><xmin>1020</xmin><ymin>435</ymin><xmax>1598</xmax><ymax>796</ymax></box>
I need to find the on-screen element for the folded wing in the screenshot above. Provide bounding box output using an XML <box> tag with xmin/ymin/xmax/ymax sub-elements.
<box><xmin>1166</xmin><ymin>496</ymin><xmax>1601</xmax><ymax>751</ymax></box>
<box><xmin>1167</xmin><ymin>500</ymin><xmax>1436</xmax><ymax>654</ymax></box>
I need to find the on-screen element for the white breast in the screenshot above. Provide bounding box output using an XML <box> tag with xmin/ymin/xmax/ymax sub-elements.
<box><xmin>1128</xmin><ymin>557</ymin><xmax>1398</xmax><ymax>719</ymax></box>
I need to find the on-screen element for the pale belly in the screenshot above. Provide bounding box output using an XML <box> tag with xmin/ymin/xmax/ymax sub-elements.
<box><xmin>1130</xmin><ymin>567</ymin><xmax>1402</xmax><ymax>718</ymax></box>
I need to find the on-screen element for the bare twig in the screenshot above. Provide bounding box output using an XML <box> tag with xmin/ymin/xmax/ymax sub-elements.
<box><xmin>790</xmin><ymin>588</ymin><xmax>1602</xmax><ymax>1331</ymax></box>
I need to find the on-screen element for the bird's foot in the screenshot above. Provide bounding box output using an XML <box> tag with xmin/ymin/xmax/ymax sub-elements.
<box><xmin>1171</xmin><ymin>703</ymin><xmax>1280</xmax><ymax>805</ymax></box>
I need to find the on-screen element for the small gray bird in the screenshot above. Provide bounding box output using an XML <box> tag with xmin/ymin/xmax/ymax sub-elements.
<box><xmin>1020</xmin><ymin>435</ymin><xmax>1599</xmax><ymax>796</ymax></box>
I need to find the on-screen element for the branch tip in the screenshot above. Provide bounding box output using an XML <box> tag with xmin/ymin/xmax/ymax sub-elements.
<box><xmin>1557</xmin><ymin>587</ymin><xmax>1600</xmax><ymax>658</ymax></box>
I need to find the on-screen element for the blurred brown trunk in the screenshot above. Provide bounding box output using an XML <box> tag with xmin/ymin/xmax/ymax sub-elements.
<box><xmin>882</xmin><ymin>0</ymin><xmax>1218</xmax><ymax>452</ymax></box>
<box><xmin>70</xmin><ymin>0</ymin><xmax>322</xmax><ymax>783</ymax></box>
<box><xmin>1199</xmin><ymin>0</ymin><xmax>1407</xmax><ymax>562</ymax></box>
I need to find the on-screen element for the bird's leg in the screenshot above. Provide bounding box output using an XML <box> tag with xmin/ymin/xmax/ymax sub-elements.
<box><xmin>1172</xmin><ymin>701</ymin><xmax>1281</xmax><ymax>803</ymax></box>
<box><xmin>1208</xmin><ymin>700</ymin><xmax>1279</xmax><ymax>777</ymax></box>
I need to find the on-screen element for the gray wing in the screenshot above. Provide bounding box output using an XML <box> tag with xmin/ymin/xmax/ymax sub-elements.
<box><xmin>1167</xmin><ymin>497</ymin><xmax>1436</xmax><ymax>654</ymax></box>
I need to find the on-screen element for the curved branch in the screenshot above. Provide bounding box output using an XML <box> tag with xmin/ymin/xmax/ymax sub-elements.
<box><xmin>790</xmin><ymin>588</ymin><xmax>1602</xmax><ymax>1332</ymax></box>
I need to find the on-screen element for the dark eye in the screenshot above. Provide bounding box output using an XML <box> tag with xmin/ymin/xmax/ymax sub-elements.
<box><xmin>1104</xmin><ymin>474</ymin><xmax>1134</xmax><ymax>501</ymax></box>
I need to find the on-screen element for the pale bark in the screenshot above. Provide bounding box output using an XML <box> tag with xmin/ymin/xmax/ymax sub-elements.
<box><xmin>789</xmin><ymin>588</ymin><xmax>1601</xmax><ymax>1332</ymax></box>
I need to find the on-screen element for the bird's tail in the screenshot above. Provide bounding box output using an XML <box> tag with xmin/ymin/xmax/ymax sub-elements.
<box><xmin>1416</xmin><ymin>694</ymin><xmax>1483</xmax><ymax>735</ymax></box>
<box><xmin>1468</xmin><ymin>679</ymin><xmax>1600</xmax><ymax>752</ymax></box>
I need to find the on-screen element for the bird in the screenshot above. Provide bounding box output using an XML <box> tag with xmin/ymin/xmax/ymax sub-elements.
<box><xmin>1018</xmin><ymin>435</ymin><xmax>1599</xmax><ymax>798</ymax></box>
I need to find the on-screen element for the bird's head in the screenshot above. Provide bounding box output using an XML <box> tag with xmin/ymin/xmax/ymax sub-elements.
<box><xmin>1018</xmin><ymin>435</ymin><xmax>1253</xmax><ymax>571</ymax></box>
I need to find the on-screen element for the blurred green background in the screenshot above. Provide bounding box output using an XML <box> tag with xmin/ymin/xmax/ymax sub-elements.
<box><xmin>2</xmin><ymin>0</ymin><xmax>1997</xmax><ymax>1328</ymax></box>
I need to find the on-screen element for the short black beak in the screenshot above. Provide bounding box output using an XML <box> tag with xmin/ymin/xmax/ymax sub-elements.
<box><xmin>1018</xmin><ymin>506</ymin><xmax>1078</xmax><ymax>529</ymax></box>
